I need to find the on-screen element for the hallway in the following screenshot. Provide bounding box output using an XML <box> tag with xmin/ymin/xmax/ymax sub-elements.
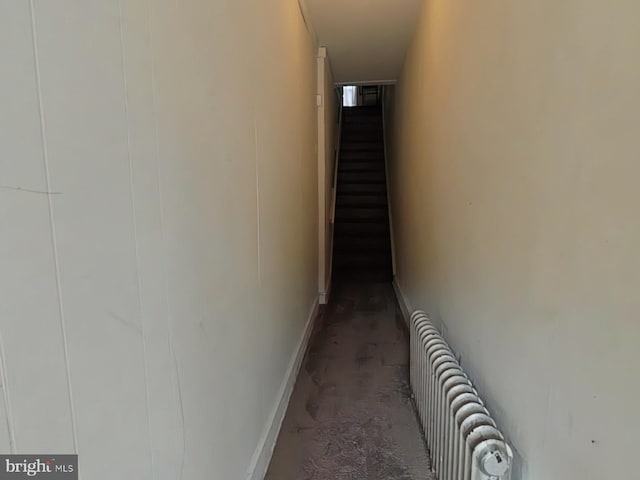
<box><xmin>265</xmin><ymin>281</ymin><xmax>433</xmax><ymax>480</ymax></box>
<box><xmin>1</xmin><ymin>1</ymin><xmax>638</xmax><ymax>478</ymax></box>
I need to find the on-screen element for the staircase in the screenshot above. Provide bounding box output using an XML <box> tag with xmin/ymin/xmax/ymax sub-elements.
<box><xmin>332</xmin><ymin>106</ymin><xmax>393</xmax><ymax>282</ymax></box>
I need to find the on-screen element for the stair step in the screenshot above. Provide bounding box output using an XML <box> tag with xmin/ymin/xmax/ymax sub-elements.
<box><xmin>344</xmin><ymin>105</ymin><xmax>381</xmax><ymax>111</ymax></box>
<box><xmin>344</xmin><ymin>114</ymin><xmax>381</xmax><ymax>121</ymax></box>
<box><xmin>334</xmin><ymin>222</ymin><xmax>389</xmax><ymax>237</ymax></box>
<box><xmin>342</xmin><ymin>131</ymin><xmax>383</xmax><ymax>140</ymax></box>
<box><xmin>342</xmin><ymin>126</ymin><xmax>383</xmax><ymax>134</ymax></box>
<box><xmin>340</xmin><ymin>138</ymin><xmax>383</xmax><ymax>145</ymax></box>
<box><xmin>342</xmin><ymin>117</ymin><xmax>382</xmax><ymax>129</ymax></box>
<box><xmin>341</xmin><ymin>142</ymin><xmax>383</xmax><ymax>152</ymax></box>
<box><xmin>344</xmin><ymin>107</ymin><xmax>381</xmax><ymax>115</ymax></box>
<box><xmin>343</xmin><ymin>127</ymin><xmax>382</xmax><ymax>134</ymax></box>
<box><xmin>334</xmin><ymin>236</ymin><xmax>391</xmax><ymax>251</ymax></box>
<box><xmin>332</xmin><ymin>267</ymin><xmax>392</xmax><ymax>282</ymax></box>
<box><xmin>338</xmin><ymin>172</ymin><xmax>386</xmax><ymax>184</ymax></box>
<box><xmin>344</xmin><ymin>119</ymin><xmax>382</xmax><ymax>126</ymax></box>
<box><xmin>343</xmin><ymin>123</ymin><xmax>382</xmax><ymax>129</ymax></box>
<box><xmin>338</xmin><ymin>184</ymin><xmax>387</xmax><ymax>195</ymax></box>
<box><xmin>343</xmin><ymin>124</ymin><xmax>380</xmax><ymax>128</ymax></box>
<box><xmin>333</xmin><ymin>250</ymin><xmax>391</xmax><ymax>259</ymax></box>
<box><xmin>340</xmin><ymin>153</ymin><xmax>385</xmax><ymax>162</ymax></box>
<box><xmin>342</xmin><ymin>137</ymin><xmax>383</xmax><ymax>143</ymax></box>
<box><xmin>339</xmin><ymin>162</ymin><xmax>385</xmax><ymax>172</ymax></box>
<box><xmin>335</xmin><ymin>207</ymin><xmax>388</xmax><ymax>222</ymax></box>
<box><xmin>341</xmin><ymin>138</ymin><xmax>383</xmax><ymax>143</ymax></box>
<box><xmin>333</xmin><ymin>264</ymin><xmax>392</xmax><ymax>276</ymax></box>
<box><xmin>340</xmin><ymin>150</ymin><xmax>384</xmax><ymax>157</ymax></box>
<box><xmin>340</xmin><ymin>149</ymin><xmax>384</xmax><ymax>157</ymax></box>
<box><xmin>337</xmin><ymin>195</ymin><xmax>387</xmax><ymax>207</ymax></box>
<box><xmin>342</xmin><ymin>137</ymin><xmax>383</xmax><ymax>144</ymax></box>
<box><xmin>339</xmin><ymin>156</ymin><xmax>385</xmax><ymax>164</ymax></box>
<box><xmin>343</xmin><ymin>117</ymin><xmax>381</xmax><ymax>124</ymax></box>
<box><xmin>333</xmin><ymin>253</ymin><xmax>391</xmax><ymax>268</ymax></box>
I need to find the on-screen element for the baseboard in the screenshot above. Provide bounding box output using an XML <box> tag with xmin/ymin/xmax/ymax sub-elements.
<box><xmin>392</xmin><ymin>278</ymin><xmax>411</xmax><ymax>328</ymax></box>
<box><xmin>245</xmin><ymin>296</ymin><xmax>320</xmax><ymax>480</ymax></box>
<box><xmin>319</xmin><ymin>278</ymin><xmax>331</xmax><ymax>305</ymax></box>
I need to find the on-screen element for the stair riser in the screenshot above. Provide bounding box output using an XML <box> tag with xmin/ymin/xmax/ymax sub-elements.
<box><xmin>334</xmin><ymin>239</ymin><xmax>391</xmax><ymax>250</ymax></box>
<box><xmin>333</xmin><ymin>257</ymin><xmax>392</xmax><ymax>269</ymax></box>
<box><xmin>344</xmin><ymin>117</ymin><xmax>381</xmax><ymax>122</ymax></box>
<box><xmin>334</xmin><ymin>223</ymin><xmax>390</xmax><ymax>236</ymax></box>
<box><xmin>342</xmin><ymin>128</ymin><xmax>383</xmax><ymax>135</ymax></box>
<box><xmin>340</xmin><ymin>155</ymin><xmax>385</xmax><ymax>163</ymax></box>
<box><xmin>342</xmin><ymin>141</ymin><xmax>382</xmax><ymax>147</ymax></box>
<box><xmin>337</xmin><ymin>185</ymin><xmax>387</xmax><ymax>195</ymax></box>
<box><xmin>339</xmin><ymin>164</ymin><xmax>385</xmax><ymax>173</ymax></box>
<box><xmin>336</xmin><ymin>205</ymin><xmax>387</xmax><ymax>215</ymax></box>
<box><xmin>343</xmin><ymin>126</ymin><xmax>382</xmax><ymax>132</ymax></box>
<box><xmin>338</xmin><ymin>173</ymin><xmax>386</xmax><ymax>184</ymax></box>
<box><xmin>337</xmin><ymin>195</ymin><xmax>388</xmax><ymax>207</ymax></box>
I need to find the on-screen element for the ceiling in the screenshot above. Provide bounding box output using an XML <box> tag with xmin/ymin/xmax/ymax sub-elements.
<box><xmin>304</xmin><ymin>0</ymin><xmax>424</xmax><ymax>85</ymax></box>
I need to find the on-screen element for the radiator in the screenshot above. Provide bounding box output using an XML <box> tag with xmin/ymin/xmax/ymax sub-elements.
<box><xmin>410</xmin><ymin>310</ymin><xmax>513</xmax><ymax>480</ymax></box>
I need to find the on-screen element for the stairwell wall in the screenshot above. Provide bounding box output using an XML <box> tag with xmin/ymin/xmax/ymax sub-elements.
<box><xmin>388</xmin><ymin>1</ymin><xmax>640</xmax><ymax>480</ymax></box>
<box><xmin>317</xmin><ymin>47</ymin><xmax>337</xmax><ymax>303</ymax></box>
<box><xmin>0</xmin><ymin>0</ymin><xmax>318</xmax><ymax>478</ymax></box>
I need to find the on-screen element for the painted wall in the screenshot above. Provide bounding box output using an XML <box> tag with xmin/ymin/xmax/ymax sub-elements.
<box><xmin>305</xmin><ymin>0</ymin><xmax>423</xmax><ymax>84</ymax></box>
<box><xmin>316</xmin><ymin>47</ymin><xmax>337</xmax><ymax>302</ymax></box>
<box><xmin>0</xmin><ymin>1</ymin><xmax>318</xmax><ymax>478</ymax></box>
<box><xmin>389</xmin><ymin>1</ymin><xmax>640</xmax><ymax>479</ymax></box>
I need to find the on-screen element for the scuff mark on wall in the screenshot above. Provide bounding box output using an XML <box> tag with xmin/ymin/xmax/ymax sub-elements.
<box><xmin>106</xmin><ymin>310</ymin><xmax>143</xmax><ymax>336</ymax></box>
<box><xmin>0</xmin><ymin>329</ymin><xmax>16</xmax><ymax>453</ymax></box>
<box><xmin>169</xmin><ymin>333</ymin><xmax>186</xmax><ymax>479</ymax></box>
<box><xmin>27</xmin><ymin>0</ymin><xmax>80</xmax><ymax>458</ymax></box>
<box><xmin>0</xmin><ymin>185</ymin><xmax>61</xmax><ymax>195</ymax></box>
<box><xmin>254</xmin><ymin>118</ymin><xmax>262</xmax><ymax>286</ymax></box>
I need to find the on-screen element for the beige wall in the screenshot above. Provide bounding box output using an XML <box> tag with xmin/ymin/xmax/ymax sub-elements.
<box><xmin>305</xmin><ymin>0</ymin><xmax>423</xmax><ymax>84</ymax></box>
<box><xmin>317</xmin><ymin>47</ymin><xmax>337</xmax><ymax>301</ymax></box>
<box><xmin>0</xmin><ymin>1</ymin><xmax>318</xmax><ymax>478</ymax></box>
<box><xmin>389</xmin><ymin>1</ymin><xmax>640</xmax><ymax>479</ymax></box>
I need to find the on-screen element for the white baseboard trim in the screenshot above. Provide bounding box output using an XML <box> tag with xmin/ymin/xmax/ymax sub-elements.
<box><xmin>245</xmin><ymin>296</ymin><xmax>320</xmax><ymax>480</ymax></box>
<box><xmin>392</xmin><ymin>278</ymin><xmax>412</xmax><ymax>328</ymax></box>
<box><xmin>319</xmin><ymin>278</ymin><xmax>331</xmax><ymax>305</ymax></box>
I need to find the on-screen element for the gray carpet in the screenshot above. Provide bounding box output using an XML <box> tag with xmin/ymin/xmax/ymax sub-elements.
<box><xmin>265</xmin><ymin>281</ymin><xmax>435</xmax><ymax>480</ymax></box>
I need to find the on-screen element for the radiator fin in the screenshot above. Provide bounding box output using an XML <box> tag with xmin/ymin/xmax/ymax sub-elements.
<box><xmin>410</xmin><ymin>311</ymin><xmax>513</xmax><ymax>480</ymax></box>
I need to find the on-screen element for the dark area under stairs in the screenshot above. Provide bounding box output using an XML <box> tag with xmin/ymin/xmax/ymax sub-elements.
<box><xmin>333</xmin><ymin>106</ymin><xmax>393</xmax><ymax>283</ymax></box>
<box><xmin>265</xmin><ymin>282</ymin><xmax>434</xmax><ymax>480</ymax></box>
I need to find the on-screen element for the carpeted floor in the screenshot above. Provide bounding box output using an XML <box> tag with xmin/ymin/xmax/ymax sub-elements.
<box><xmin>265</xmin><ymin>281</ymin><xmax>435</xmax><ymax>480</ymax></box>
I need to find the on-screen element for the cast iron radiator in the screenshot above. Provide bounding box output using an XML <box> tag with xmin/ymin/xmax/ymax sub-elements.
<box><xmin>410</xmin><ymin>310</ymin><xmax>513</xmax><ymax>480</ymax></box>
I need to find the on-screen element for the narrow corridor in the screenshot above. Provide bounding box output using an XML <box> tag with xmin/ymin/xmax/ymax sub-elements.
<box><xmin>265</xmin><ymin>281</ymin><xmax>434</xmax><ymax>479</ymax></box>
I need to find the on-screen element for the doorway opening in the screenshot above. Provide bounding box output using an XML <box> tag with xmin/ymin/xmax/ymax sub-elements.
<box><xmin>342</xmin><ymin>85</ymin><xmax>357</xmax><ymax>107</ymax></box>
<box><xmin>342</xmin><ymin>85</ymin><xmax>382</xmax><ymax>107</ymax></box>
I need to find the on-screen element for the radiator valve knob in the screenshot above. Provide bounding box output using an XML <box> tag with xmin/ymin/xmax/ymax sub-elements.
<box><xmin>480</xmin><ymin>450</ymin><xmax>509</xmax><ymax>477</ymax></box>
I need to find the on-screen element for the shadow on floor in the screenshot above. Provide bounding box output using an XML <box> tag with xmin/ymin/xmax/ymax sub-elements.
<box><xmin>265</xmin><ymin>280</ymin><xmax>434</xmax><ymax>480</ymax></box>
